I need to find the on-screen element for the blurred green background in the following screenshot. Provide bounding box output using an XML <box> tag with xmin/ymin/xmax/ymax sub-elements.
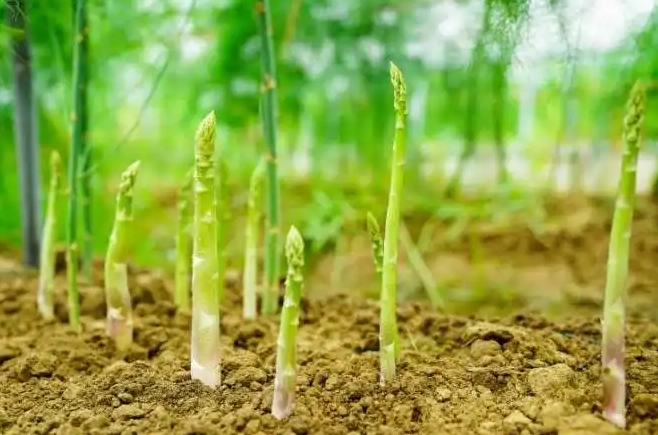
<box><xmin>1</xmin><ymin>0</ymin><xmax>658</xmax><ymax>288</ymax></box>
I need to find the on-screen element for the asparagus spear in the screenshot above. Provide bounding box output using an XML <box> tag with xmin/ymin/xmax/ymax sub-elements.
<box><xmin>272</xmin><ymin>225</ymin><xmax>305</xmax><ymax>420</ymax></box>
<box><xmin>104</xmin><ymin>161</ymin><xmax>140</xmax><ymax>351</ymax></box>
<box><xmin>174</xmin><ymin>169</ymin><xmax>193</xmax><ymax>313</ymax></box>
<box><xmin>256</xmin><ymin>0</ymin><xmax>282</xmax><ymax>316</ymax></box>
<box><xmin>216</xmin><ymin>157</ymin><xmax>229</xmax><ymax>306</ymax></box>
<box><xmin>191</xmin><ymin>111</ymin><xmax>222</xmax><ymax>387</ymax></box>
<box><xmin>244</xmin><ymin>159</ymin><xmax>265</xmax><ymax>319</ymax></box>
<box><xmin>601</xmin><ymin>80</ymin><xmax>645</xmax><ymax>429</ymax></box>
<box><xmin>37</xmin><ymin>151</ymin><xmax>62</xmax><ymax>320</ymax></box>
<box><xmin>380</xmin><ymin>62</ymin><xmax>407</xmax><ymax>385</ymax></box>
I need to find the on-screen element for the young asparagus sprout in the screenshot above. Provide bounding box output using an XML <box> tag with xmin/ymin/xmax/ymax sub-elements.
<box><xmin>104</xmin><ymin>160</ymin><xmax>141</xmax><ymax>351</ymax></box>
<box><xmin>366</xmin><ymin>212</ymin><xmax>384</xmax><ymax>274</ymax></box>
<box><xmin>174</xmin><ymin>169</ymin><xmax>193</xmax><ymax>313</ymax></box>
<box><xmin>380</xmin><ymin>62</ymin><xmax>407</xmax><ymax>385</ymax></box>
<box><xmin>366</xmin><ymin>211</ymin><xmax>400</xmax><ymax>360</ymax></box>
<box><xmin>191</xmin><ymin>111</ymin><xmax>222</xmax><ymax>388</ymax></box>
<box><xmin>601</xmin><ymin>80</ymin><xmax>645</xmax><ymax>429</ymax></box>
<box><xmin>272</xmin><ymin>225</ymin><xmax>305</xmax><ymax>420</ymax></box>
<box><xmin>37</xmin><ymin>151</ymin><xmax>62</xmax><ymax>320</ymax></box>
<box><xmin>243</xmin><ymin>159</ymin><xmax>266</xmax><ymax>319</ymax></box>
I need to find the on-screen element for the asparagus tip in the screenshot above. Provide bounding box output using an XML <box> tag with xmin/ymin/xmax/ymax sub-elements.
<box><xmin>195</xmin><ymin>111</ymin><xmax>217</xmax><ymax>157</ymax></box>
<box><xmin>623</xmin><ymin>80</ymin><xmax>646</xmax><ymax>145</ymax></box>
<box><xmin>119</xmin><ymin>160</ymin><xmax>141</xmax><ymax>193</ymax></box>
<box><xmin>285</xmin><ymin>225</ymin><xmax>304</xmax><ymax>263</ymax></box>
<box><xmin>366</xmin><ymin>212</ymin><xmax>380</xmax><ymax>237</ymax></box>
<box><xmin>389</xmin><ymin>62</ymin><xmax>407</xmax><ymax>113</ymax></box>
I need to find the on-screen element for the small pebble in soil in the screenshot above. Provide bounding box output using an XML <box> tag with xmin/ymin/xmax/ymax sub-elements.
<box><xmin>527</xmin><ymin>363</ymin><xmax>574</xmax><ymax>398</ymax></box>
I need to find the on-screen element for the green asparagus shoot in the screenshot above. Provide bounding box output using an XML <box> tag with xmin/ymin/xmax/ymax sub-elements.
<box><xmin>366</xmin><ymin>211</ymin><xmax>384</xmax><ymax>274</ymax></box>
<box><xmin>175</xmin><ymin>169</ymin><xmax>193</xmax><ymax>313</ymax></box>
<box><xmin>257</xmin><ymin>0</ymin><xmax>282</xmax><ymax>316</ymax></box>
<box><xmin>216</xmin><ymin>157</ymin><xmax>229</xmax><ymax>306</ymax></box>
<box><xmin>37</xmin><ymin>151</ymin><xmax>62</xmax><ymax>320</ymax></box>
<box><xmin>66</xmin><ymin>0</ymin><xmax>87</xmax><ymax>332</ymax></box>
<box><xmin>104</xmin><ymin>160</ymin><xmax>140</xmax><ymax>351</ymax></box>
<box><xmin>191</xmin><ymin>111</ymin><xmax>222</xmax><ymax>387</ymax></box>
<box><xmin>272</xmin><ymin>225</ymin><xmax>305</xmax><ymax>420</ymax></box>
<box><xmin>244</xmin><ymin>159</ymin><xmax>265</xmax><ymax>319</ymax></box>
<box><xmin>601</xmin><ymin>80</ymin><xmax>645</xmax><ymax>429</ymax></box>
<box><xmin>380</xmin><ymin>62</ymin><xmax>407</xmax><ymax>385</ymax></box>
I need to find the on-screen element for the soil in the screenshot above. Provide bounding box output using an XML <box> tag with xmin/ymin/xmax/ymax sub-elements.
<box><xmin>2</xmin><ymin>196</ymin><xmax>658</xmax><ymax>434</ymax></box>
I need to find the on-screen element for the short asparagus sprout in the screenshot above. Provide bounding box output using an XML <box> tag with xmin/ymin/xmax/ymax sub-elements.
<box><xmin>243</xmin><ymin>159</ymin><xmax>265</xmax><ymax>319</ymax></box>
<box><xmin>380</xmin><ymin>62</ymin><xmax>407</xmax><ymax>385</ymax></box>
<box><xmin>366</xmin><ymin>211</ymin><xmax>400</xmax><ymax>361</ymax></box>
<box><xmin>37</xmin><ymin>151</ymin><xmax>62</xmax><ymax>320</ymax></box>
<box><xmin>175</xmin><ymin>169</ymin><xmax>193</xmax><ymax>313</ymax></box>
<box><xmin>272</xmin><ymin>225</ymin><xmax>305</xmax><ymax>420</ymax></box>
<box><xmin>104</xmin><ymin>160</ymin><xmax>141</xmax><ymax>351</ymax></box>
<box><xmin>601</xmin><ymin>80</ymin><xmax>646</xmax><ymax>429</ymax></box>
<box><xmin>366</xmin><ymin>212</ymin><xmax>384</xmax><ymax>274</ymax></box>
<box><xmin>191</xmin><ymin>111</ymin><xmax>222</xmax><ymax>388</ymax></box>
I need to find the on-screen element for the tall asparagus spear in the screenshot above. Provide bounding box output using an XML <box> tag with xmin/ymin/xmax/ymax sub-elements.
<box><xmin>272</xmin><ymin>225</ymin><xmax>305</xmax><ymax>419</ymax></box>
<box><xmin>104</xmin><ymin>161</ymin><xmax>140</xmax><ymax>351</ymax></box>
<box><xmin>380</xmin><ymin>62</ymin><xmax>407</xmax><ymax>385</ymax></box>
<box><xmin>601</xmin><ymin>80</ymin><xmax>645</xmax><ymax>429</ymax></box>
<box><xmin>256</xmin><ymin>0</ymin><xmax>282</xmax><ymax>316</ymax></box>
<box><xmin>244</xmin><ymin>159</ymin><xmax>265</xmax><ymax>319</ymax></box>
<box><xmin>37</xmin><ymin>151</ymin><xmax>62</xmax><ymax>320</ymax></box>
<box><xmin>191</xmin><ymin>111</ymin><xmax>222</xmax><ymax>387</ymax></box>
<box><xmin>175</xmin><ymin>169</ymin><xmax>193</xmax><ymax>313</ymax></box>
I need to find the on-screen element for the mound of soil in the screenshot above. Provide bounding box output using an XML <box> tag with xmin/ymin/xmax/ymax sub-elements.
<box><xmin>1</xmin><ymin>261</ymin><xmax>658</xmax><ymax>435</ymax></box>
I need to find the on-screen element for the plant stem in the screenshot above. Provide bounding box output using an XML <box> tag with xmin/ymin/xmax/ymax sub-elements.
<box><xmin>175</xmin><ymin>169</ymin><xmax>193</xmax><ymax>313</ymax></box>
<box><xmin>601</xmin><ymin>80</ymin><xmax>645</xmax><ymax>429</ymax></box>
<box><xmin>256</xmin><ymin>0</ymin><xmax>281</xmax><ymax>316</ymax></box>
<box><xmin>244</xmin><ymin>159</ymin><xmax>265</xmax><ymax>319</ymax></box>
<box><xmin>66</xmin><ymin>0</ymin><xmax>87</xmax><ymax>332</ymax></box>
<box><xmin>104</xmin><ymin>161</ymin><xmax>140</xmax><ymax>351</ymax></box>
<box><xmin>37</xmin><ymin>151</ymin><xmax>62</xmax><ymax>320</ymax></box>
<box><xmin>216</xmin><ymin>157</ymin><xmax>229</xmax><ymax>306</ymax></box>
<box><xmin>191</xmin><ymin>111</ymin><xmax>221</xmax><ymax>388</ymax></box>
<box><xmin>78</xmin><ymin>1</ymin><xmax>92</xmax><ymax>282</ymax></box>
<box><xmin>380</xmin><ymin>62</ymin><xmax>407</xmax><ymax>385</ymax></box>
<box><xmin>399</xmin><ymin>223</ymin><xmax>443</xmax><ymax>308</ymax></box>
<box><xmin>272</xmin><ymin>225</ymin><xmax>305</xmax><ymax>420</ymax></box>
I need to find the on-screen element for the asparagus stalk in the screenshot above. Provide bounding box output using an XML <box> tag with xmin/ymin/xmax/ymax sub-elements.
<box><xmin>37</xmin><ymin>151</ymin><xmax>62</xmax><ymax>320</ymax></box>
<box><xmin>66</xmin><ymin>0</ymin><xmax>87</xmax><ymax>332</ymax></box>
<box><xmin>174</xmin><ymin>169</ymin><xmax>193</xmax><ymax>313</ymax></box>
<box><xmin>366</xmin><ymin>211</ymin><xmax>399</xmax><ymax>360</ymax></box>
<box><xmin>601</xmin><ymin>80</ymin><xmax>645</xmax><ymax>429</ymax></box>
<box><xmin>216</xmin><ymin>157</ymin><xmax>229</xmax><ymax>306</ymax></box>
<box><xmin>244</xmin><ymin>159</ymin><xmax>265</xmax><ymax>319</ymax></box>
<box><xmin>272</xmin><ymin>225</ymin><xmax>305</xmax><ymax>420</ymax></box>
<box><xmin>78</xmin><ymin>0</ymin><xmax>92</xmax><ymax>282</ymax></box>
<box><xmin>104</xmin><ymin>161</ymin><xmax>140</xmax><ymax>351</ymax></box>
<box><xmin>256</xmin><ymin>0</ymin><xmax>282</xmax><ymax>316</ymax></box>
<box><xmin>191</xmin><ymin>111</ymin><xmax>222</xmax><ymax>388</ymax></box>
<box><xmin>380</xmin><ymin>62</ymin><xmax>407</xmax><ymax>385</ymax></box>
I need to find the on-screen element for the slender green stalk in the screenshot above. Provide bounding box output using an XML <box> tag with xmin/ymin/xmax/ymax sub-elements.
<box><xmin>78</xmin><ymin>1</ymin><xmax>92</xmax><ymax>282</ymax></box>
<box><xmin>175</xmin><ymin>169</ymin><xmax>193</xmax><ymax>313</ymax></box>
<box><xmin>191</xmin><ymin>111</ymin><xmax>221</xmax><ymax>387</ymax></box>
<box><xmin>216</xmin><ymin>157</ymin><xmax>229</xmax><ymax>306</ymax></box>
<box><xmin>243</xmin><ymin>159</ymin><xmax>265</xmax><ymax>319</ymax></box>
<box><xmin>400</xmin><ymin>223</ymin><xmax>443</xmax><ymax>308</ymax></box>
<box><xmin>37</xmin><ymin>151</ymin><xmax>62</xmax><ymax>320</ymax></box>
<box><xmin>380</xmin><ymin>62</ymin><xmax>407</xmax><ymax>385</ymax></box>
<box><xmin>66</xmin><ymin>0</ymin><xmax>87</xmax><ymax>332</ymax></box>
<box><xmin>272</xmin><ymin>225</ymin><xmax>305</xmax><ymax>420</ymax></box>
<box><xmin>601</xmin><ymin>80</ymin><xmax>645</xmax><ymax>429</ymax></box>
<box><xmin>256</xmin><ymin>0</ymin><xmax>282</xmax><ymax>316</ymax></box>
<box><xmin>104</xmin><ymin>161</ymin><xmax>140</xmax><ymax>351</ymax></box>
